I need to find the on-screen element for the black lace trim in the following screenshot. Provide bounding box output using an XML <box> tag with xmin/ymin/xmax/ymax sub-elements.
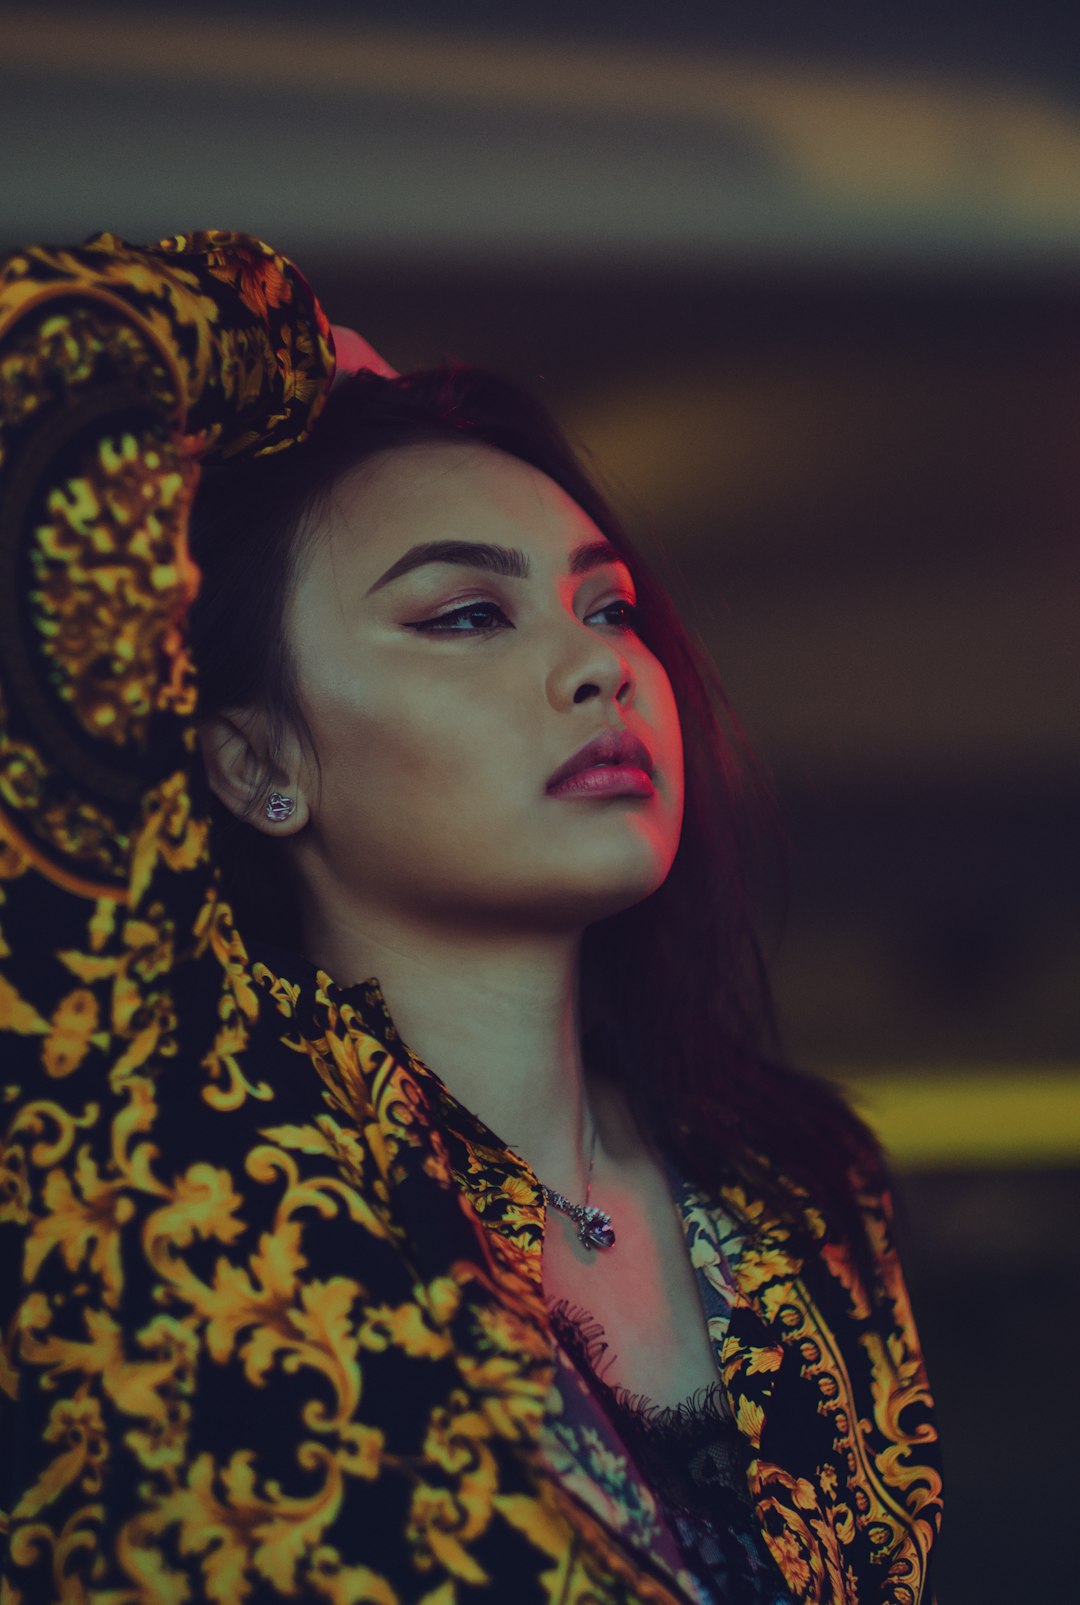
<box><xmin>546</xmin><ymin>1296</ymin><xmax>612</xmax><ymax>1381</ymax></box>
<box><xmin>547</xmin><ymin>1297</ymin><xmax>750</xmax><ymax>1511</ymax></box>
<box><xmin>546</xmin><ymin>1299</ymin><xmax>794</xmax><ymax>1602</ymax></box>
<box><xmin>548</xmin><ymin>1295</ymin><xmax>730</xmax><ymax>1424</ymax></box>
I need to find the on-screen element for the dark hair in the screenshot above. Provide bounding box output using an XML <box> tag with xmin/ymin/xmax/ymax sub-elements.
<box><xmin>188</xmin><ymin>365</ymin><xmax>886</xmax><ymax>1260</ymax></box>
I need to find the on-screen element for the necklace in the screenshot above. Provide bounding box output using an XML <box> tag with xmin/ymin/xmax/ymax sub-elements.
<box><xmin>538</xmin><ymin>1108</ymin><xmax>616</xmax><ymax>1251</ymax></box>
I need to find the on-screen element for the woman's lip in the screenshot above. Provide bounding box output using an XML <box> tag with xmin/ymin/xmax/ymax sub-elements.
<box><xmin>546</xmin><ymin>764</ymin><xmax>656</xmax><ymax>799</ymax></box>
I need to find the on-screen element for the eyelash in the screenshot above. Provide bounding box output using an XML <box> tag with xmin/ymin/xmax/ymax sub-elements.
<box><xmin>408</xmin><ymin>599</ymin><xmax>641</xmax><ymax>635</ymax></box>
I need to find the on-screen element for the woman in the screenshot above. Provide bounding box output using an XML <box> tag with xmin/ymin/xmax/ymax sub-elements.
<box><xmin>0</xmin><ymin>231</ymin><xmax>942</xmax><ymax>1604</ymax></box>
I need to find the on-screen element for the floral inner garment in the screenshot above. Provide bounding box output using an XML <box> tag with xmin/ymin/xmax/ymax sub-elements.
<box><xmin>539</xmin><ymin>1160</ymin><xmax>796</xmax><ymax>1605</ymax></box>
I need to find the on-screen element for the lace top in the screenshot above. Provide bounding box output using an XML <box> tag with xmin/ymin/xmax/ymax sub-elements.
<box><xmin>538</xmin><ymin>1159</ymin><xmax>796</xmax><ymax>1605</ymax></box>
<box><xmin>548</xmin><ymin>1300</ymin><xmax>795</xmax><ymax>1605</ymax></box>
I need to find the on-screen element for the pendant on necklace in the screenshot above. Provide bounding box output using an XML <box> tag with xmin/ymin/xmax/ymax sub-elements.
<box><xmin>541</xmin><ymin>1185</ymin><xmax>617</xmax><ymax>1250</ymax></box>
<box><xmin>578</xmin><ymin>1206</ymin><xmax>616</xmax><ymax>1251</ymax></box>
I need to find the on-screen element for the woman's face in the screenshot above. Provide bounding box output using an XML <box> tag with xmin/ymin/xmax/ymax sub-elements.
<box><xmin>284</xmin><ymin>440</ymin><xmax>685</xmax><ymax>935</ymax></box>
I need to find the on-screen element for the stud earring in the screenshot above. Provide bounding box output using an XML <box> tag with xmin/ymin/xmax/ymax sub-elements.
<box><xmin>265</xmin><ymin>791</ymin><xmax>296</xmax><ymax>822</ymax></box>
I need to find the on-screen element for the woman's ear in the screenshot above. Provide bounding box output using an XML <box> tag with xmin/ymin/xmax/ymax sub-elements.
<box><xmin>197</xmin><ymin>709</ymin><xmax>310</xmax><ymax>836</ymax></box>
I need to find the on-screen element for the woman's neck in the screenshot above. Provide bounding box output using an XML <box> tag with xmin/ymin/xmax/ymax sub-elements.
<box><xmin>301</xmin><ymin>910</ymin><xmax>606</xmax><ymax>1199</ymax></box>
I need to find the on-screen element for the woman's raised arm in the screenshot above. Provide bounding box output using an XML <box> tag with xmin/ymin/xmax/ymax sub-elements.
<box><xmin>0</xmin><ymin>230</ymin><xmax>334</xmax><ymax>905</ymax></box>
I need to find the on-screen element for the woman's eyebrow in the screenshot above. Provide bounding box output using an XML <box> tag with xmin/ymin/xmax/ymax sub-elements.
<box><xmin>364</xmin><ymin>537</ymin><xmax>628</xmax><ymax>597</ymax></box>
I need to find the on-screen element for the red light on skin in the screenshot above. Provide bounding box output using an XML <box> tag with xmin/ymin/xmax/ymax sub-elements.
<box><xmin>546</xmin><ymin>765</ymin><xmax>655</xmax><ymax>799</ymax></box>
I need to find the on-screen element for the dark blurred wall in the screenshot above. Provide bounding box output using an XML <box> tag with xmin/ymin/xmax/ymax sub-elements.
<box><xmin>309</xmin><ymin>254</ymin><xmax>1080</xmax><ymax>1061</ymax></box>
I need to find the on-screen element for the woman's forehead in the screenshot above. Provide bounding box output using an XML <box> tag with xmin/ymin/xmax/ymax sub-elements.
<box><xmin>327</xmin><ymin>439</ymin><xmax>599</xmax><ymax>561</ymax></box>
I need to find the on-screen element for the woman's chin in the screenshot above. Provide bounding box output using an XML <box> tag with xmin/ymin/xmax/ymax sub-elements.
<box><xmin>522</xmin><ymin>869</ymin><xmax>669</xmax><ymax>931</ymax></box>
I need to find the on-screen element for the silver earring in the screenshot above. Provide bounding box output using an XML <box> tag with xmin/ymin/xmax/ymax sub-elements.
<box><xmin>265</xmin><ymin>791</ymin><xmax>296</xmax><ymax>822</ymax></box>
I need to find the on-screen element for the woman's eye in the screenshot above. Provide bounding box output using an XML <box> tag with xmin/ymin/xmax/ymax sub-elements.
<box><xmin>598</xmin><ymin>600</ymin><xmax>639</xmax><ymax>630</ymax></box>
<box><xmin>408</xmin><ymin>599</ymin><xmax>639</xmax><ymax>634</ymax></box>
<box><xmin>408</xmin><ymin>602</ymin><xmax>510</xmax><ymax>633</ymax></box>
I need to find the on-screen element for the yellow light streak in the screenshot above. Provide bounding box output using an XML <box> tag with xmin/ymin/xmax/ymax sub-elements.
<box><xmin>838</xmin><ymin>1066</ymin><xmax>1080</xmax><ymax>1169</ymax></box>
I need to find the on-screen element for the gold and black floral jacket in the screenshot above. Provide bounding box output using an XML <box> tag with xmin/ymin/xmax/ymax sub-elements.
<box><xmin>0</xmin><ymin>232</ymin><xmax>943</xmax><ymax>1604</ymax></box>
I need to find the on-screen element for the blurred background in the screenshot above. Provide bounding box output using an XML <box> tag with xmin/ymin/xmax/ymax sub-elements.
<box><xmin>3</xmin><ymin>2</ymin><xmax>1078</xmax><ymax>1598</ymax></box>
